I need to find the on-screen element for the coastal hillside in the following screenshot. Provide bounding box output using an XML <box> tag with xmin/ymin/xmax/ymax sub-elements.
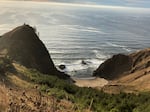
<box><xmin>0</xmin><ymin>24</ymin><xmax>69</xmax><ymax>79</ymax></box>
<box><xmin>94</xmin><ymin>48</ymin><xmax>150</xmax><ymax>93</ymax></box>
<box><xmin>0</xmin><ymin>25</ymin><xmax>150</xmax><ymax>112</ymax></box>
<box><xmin>94</xmin><ymin>48</ymin><xmax>150</xmax><ymax>80</ymax></box>
<box><xmin>1</xmin><ymin>56</ymin><xmax>150</xmax><ymax>112</ymax></box>
<box><xmin>93</xmin><ymin>54</ymin><xmax>133</xmax><ymax>80</ymax></box>
<box><xmin>0</xmin><ymin>57</ymin><xmax>82</xmax><ymax>112</ymax></box>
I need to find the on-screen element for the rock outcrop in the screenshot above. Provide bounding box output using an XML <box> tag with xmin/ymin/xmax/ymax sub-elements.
<box><xmin>0</xmin><ymin>24</ymin><xmax>69</xmax><ymax>79</ymax></box>
<box><xmin>58</xmin><ymin>65</ymin><xmax>66</xmax><ymax>70</ymax></box>
<box><xmin>94</xmin><ymin>48</ymin><xmax>150</xmax><ymax>80</ymax></box>
<box><xmin>93</xmin><ymin>54</ymin><xmax>133</xmax><ymax>80</ymax></box>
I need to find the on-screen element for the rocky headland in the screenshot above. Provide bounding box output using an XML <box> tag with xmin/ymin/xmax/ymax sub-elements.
<box><xmin>0</xmin><ymin>24</ymin><xmax>69</xmax><ymax>79</ymax></box>
<box><xmin>0</xmin><ymin>25</ymin><xmax>150</xmax><ymax>111</ymax></box>
<box><xmin>94</xmin><ymin>48</ymin><xmax>150</xmax><ymax>93</ymax></box>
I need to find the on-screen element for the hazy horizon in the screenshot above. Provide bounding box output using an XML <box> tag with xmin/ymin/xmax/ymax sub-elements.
<box><xmin>2</xmin><ymin>0</ymin><xmax>150</xmax><ymax>8</ymax></box>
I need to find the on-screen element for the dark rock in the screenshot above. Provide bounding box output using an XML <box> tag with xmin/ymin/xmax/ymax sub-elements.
<box><xmin>94</xmin><ymin>48</ymin><xmax>150</xmax><ymax>80</ymax></box>
<box><xmin>58</xmin><ymin>65</ymin><xmax>66</xmax><ymax>70</ymax></box>
<box><xmin>0</xmin><ymin>24</ymin><xmax>69</xmax><ymax>79</ymax></box>
<box><xmin>93</xmin><ymin>54</ymin><xmax>133</xmax><ymax>80</ymax></box>
<box><xmin>81</xmin><ymin>60</ymin><xmax>87</xmax><ymax>65</ymax></box>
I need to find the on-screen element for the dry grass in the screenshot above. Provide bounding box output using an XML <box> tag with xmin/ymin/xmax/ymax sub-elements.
<box><xmin>7</xmin><ymin>73</ymin><xmax>32</xmax><ymax>88</ymax></box>
<box><xmin>0</xmin><ymin>63</ymin><xmax>93</xmax><ymax>112</ymax></box>
<box><xmin>103</xmin><ymin>67</ymin><xmax>150</xmax><ymax>93</ymax></box>
<box><xmin>0</xmin><ymin>83</ymin><xmax>78</xmax><ymax>112</ymax></box>
<box><xmin>0</xmin><ymin>73</ymin><xmax>89</xmax><ymax>112</ymax></box>
<box><xmin>0</xmin><ymin>84</ymin><xmax>9</xmax><ymax>112</ymax></box>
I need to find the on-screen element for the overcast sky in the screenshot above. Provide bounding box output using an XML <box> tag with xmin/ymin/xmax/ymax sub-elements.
<box><xmin>51</xmin><ymin>0</ymin><xmax>150</xmax><ymax>8</ymax></box>
<box><xmin>5</xmin><ymin>0</ymin><xmax>150</xmax><ymax>8</ymax></box>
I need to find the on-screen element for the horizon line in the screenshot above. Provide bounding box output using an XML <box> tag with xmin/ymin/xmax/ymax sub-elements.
<box><xmin>1</xmin><ymin>0</ymin><xmax>150</xmax><ymax>11</ymax></box>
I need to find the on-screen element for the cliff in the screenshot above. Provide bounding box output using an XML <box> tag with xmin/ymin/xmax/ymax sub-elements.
<box><xmin>0</xmin><ymin>24</ymin><xmax>69</xmax><ymax>79</ymax></box>
<box><xmin>93</xmin><ymin>48</ymin><xmax>150</xmax><ymax>93</ymax></box>
<box><xmin>94</xmin><ymin>48</ymin><xmax>150</xmax><ymax>80</ymax></box>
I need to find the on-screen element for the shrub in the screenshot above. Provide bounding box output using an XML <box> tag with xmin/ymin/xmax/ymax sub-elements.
<box><xmin>20</xmin><ymin>68</ymin><xmax>150</xmax><ymax>112</ymax></box>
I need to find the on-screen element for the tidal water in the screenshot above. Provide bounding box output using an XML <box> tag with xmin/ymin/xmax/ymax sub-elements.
<box><xmin>0</xmin><ymin>1</ymin><xmax>150</xmax><ymax>77</ymax></box>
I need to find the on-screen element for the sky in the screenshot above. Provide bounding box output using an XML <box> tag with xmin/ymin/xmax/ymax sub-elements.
<box><xmin>4</xmin><ymin>0</ymin><xmax>150</xmax><ymax>8</ymax></box>
<box><xmin>45</xmin><ymin>0</ymin><xmax>150</xmax><ymax>8</ymax></box>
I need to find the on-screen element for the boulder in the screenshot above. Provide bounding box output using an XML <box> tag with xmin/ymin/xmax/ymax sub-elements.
<box><xmin>81</xmin><ymin>60</ymin><xmax>87</xmax><ymax>65</ymax></box>
<box><xmin>58</xmin><ymin>65</ymin><xmax>66</xmax><ymax>70</ymax></box>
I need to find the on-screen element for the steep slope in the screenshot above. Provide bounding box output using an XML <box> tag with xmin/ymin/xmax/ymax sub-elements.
<box><xmin>129</xmin><ymin>48</ymin><xmax>150</xmax><ymax>73</ymax></box>
<box><xmin>93</xmin><ymin>48</ymin><xmax>150</xmax><ymax>93</ymax></box>
<box><xmin>93</xmin><ymin>54</ymin><xmax>133</xmax><ymax>80</ymax></box>
<box><xmin>102</xmin><ymin>66</ymin><xmax>150</xmax><ymax>93</ymax></box>
<box><xmin>0</xmin><ymin>58</ymin><xmax>76</xmax><ymax>112</ymax></box>
<box><xmin>94</xmin><ymin>48</ymin><xmax>150</xmax><ymax>80</ymax></box>
<box><xmin>0</xmin><ymin>56</ymin><xmax>92</xmax><ymax>112</ymax></box>
<box><xmin>1</xmin><ymin>47</ymin><xmax>150</xmax><ymax>111</ymax></box>
<box><xmin>0</xmin><ymin>24</ymin><xmax>69</xmax><ymax>79</ymax></box>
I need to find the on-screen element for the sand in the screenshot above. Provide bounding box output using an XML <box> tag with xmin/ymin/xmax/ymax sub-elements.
<box><xmin>73</xmin><ymin>77</ymin><xmax>108</xmax><ymax>88</ymax></box>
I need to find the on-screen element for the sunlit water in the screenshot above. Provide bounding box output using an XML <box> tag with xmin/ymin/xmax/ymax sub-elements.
<box><xmin>0</xmin><ymin>1</ymin><xmax>150</xmax><ymax>77</ymax></box>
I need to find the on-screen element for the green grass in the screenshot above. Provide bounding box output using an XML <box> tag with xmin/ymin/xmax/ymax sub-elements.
<box><xmin>0</xmin><ymin>57</ymin><xmax>15</xmax><ymax>74</ymax></box>
<box><xmin>19</xmin><ymin>68</ymin><xmax>150</xmax><ymax>112</ymax></box>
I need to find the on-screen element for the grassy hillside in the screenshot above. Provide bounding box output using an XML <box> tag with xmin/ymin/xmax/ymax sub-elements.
<box><xmin>21</xmin><ymin>68</ymin><xmax>150</xmax><ymax>112</ymax></box>
<box><xmin>0</xmin><ymin>57</ymin><xmax>150</xmax><ymax>112</ymax></box>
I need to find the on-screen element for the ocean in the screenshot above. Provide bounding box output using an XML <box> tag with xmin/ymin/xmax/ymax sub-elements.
<box><xmin>0</xmin><ymin>1</ymin><xmax>150</xmax><ymax>77</ymax></box>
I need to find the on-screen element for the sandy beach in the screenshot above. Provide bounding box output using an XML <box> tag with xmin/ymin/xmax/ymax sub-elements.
<box><xmin>73</xmin><ymin>77</ymin><xmax>108</xmax><ymax>88</ymax></box>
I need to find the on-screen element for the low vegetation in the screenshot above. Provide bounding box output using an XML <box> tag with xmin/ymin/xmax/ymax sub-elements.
<box><xmin>0</xmin><ymin>57</ymin><xmax>150</xmax><ymax>111</ymax></box>
<box><xmin>19</xmin><ymin>67</ymin><xmax>150</xmax><ymax>112</ymax></box>
<box><xmin>0</xmin><ymin>56</ymin><xmax>14</xmax><ymax>74</ymax></box>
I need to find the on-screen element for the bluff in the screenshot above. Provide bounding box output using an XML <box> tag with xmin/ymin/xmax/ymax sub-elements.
<box><xmin>94</xmin><ymin>48</ymin><xmax>150</xmax><ymax>80</ymax></box>
<box><xmin>93</xmin><ymin>54</ymin><xmax>133</xmax><ymax>80</ymax></box>
<box><xmin>0</xmin><ymin>24</ymin><xmax>69</xmax><ymax>79</ymax></box>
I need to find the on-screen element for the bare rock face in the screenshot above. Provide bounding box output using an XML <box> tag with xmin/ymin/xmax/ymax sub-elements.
<box><xmin>93</xmin><ymin>54</ymin><xmax>133</xmax><ymax>80</ymax></box>
<box><xmin>94</xmin><ymin>48</ymin><xmax>150</xmax><ymax>80</ymax></box>
<box><xmin>0</xmin><ymin>25</ymin><xmax>69</xmax><ymax>79</ymax></box>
